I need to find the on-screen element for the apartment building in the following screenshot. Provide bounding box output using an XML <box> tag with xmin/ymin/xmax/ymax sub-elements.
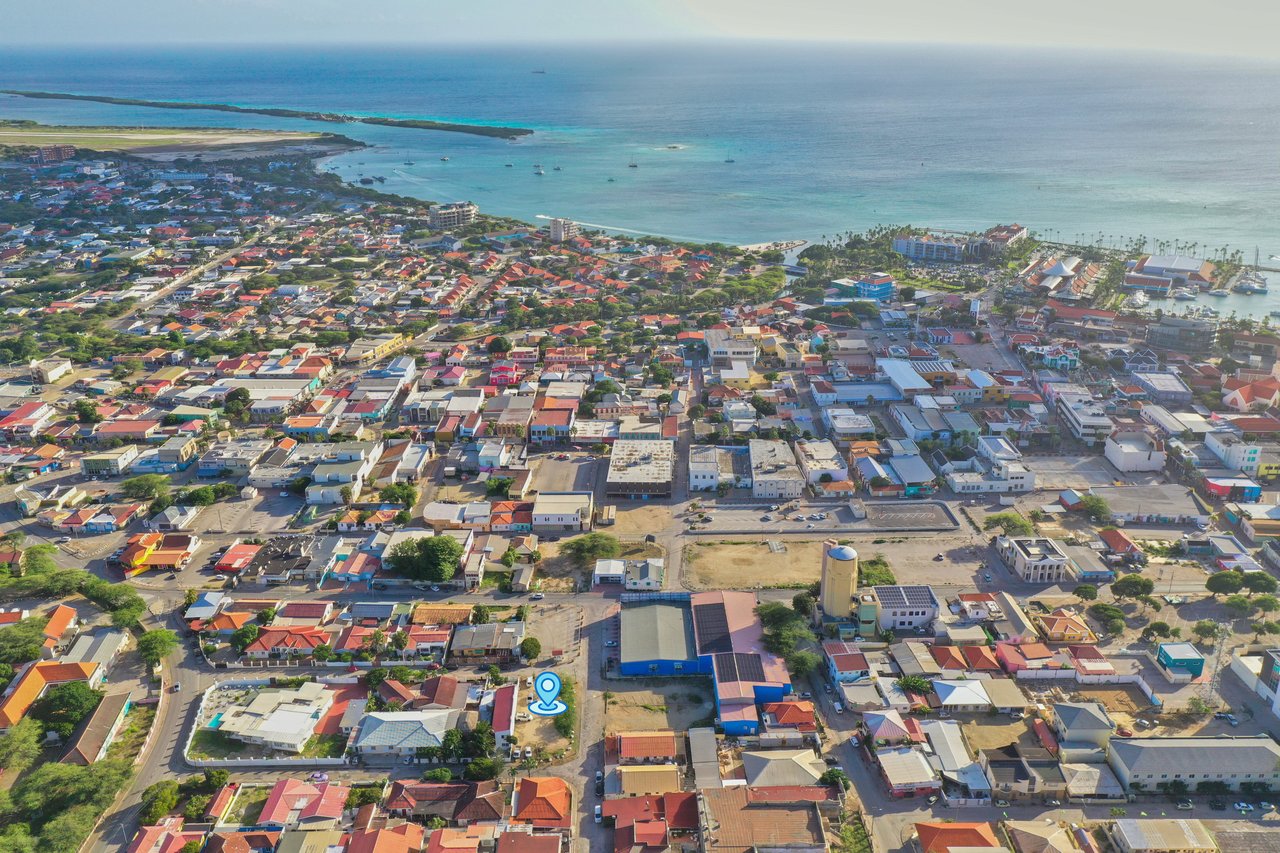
<box><xmin>427</xmin><ymin>201</ymin><xmax>478</xmax><ymax>229</ymax></box>
<box><xmin>748</xmin><ymin>439</ymin><xmax>805</xmax><ymax>499</ymax></box>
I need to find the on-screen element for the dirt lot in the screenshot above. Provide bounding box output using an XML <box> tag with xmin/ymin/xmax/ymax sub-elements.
<box><xmin>1069</xmin><ymin>684</ymin><xmax>1155</xmax><ymax>716</ymax></box>
<box><xmin>961</xmin><ymin>717</ymin><xmax>1037</xmax><ymax>751</ymax></box>
<box><xmin>612</xmin><ymin>504</ymin><xmax>673</xmax><ymax>537</ymax></box>
<box><xmin>683</xmin><ymin>540</ymin><xmax>825</xmax><ymax>589</ymax></box>
<box><xmin>537</xmin><ymin>538</ymin><xmax>665</xmax><ymax>592</ymax></box>
<box><xmin>604</xmin><ymin>679</ymin><xmax>716</xmax><ymax>732</ymax></box>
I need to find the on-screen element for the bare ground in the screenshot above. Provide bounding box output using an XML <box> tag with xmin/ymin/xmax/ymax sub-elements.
<box><xmin>683</xmin><ymin>540</ymin><xmax>825</xmax><ymax>589</ymax></box>
<box><xmin>603</xmin><ymin>680</ymin><xmax>716</xmax><ymax>732</ymax></box>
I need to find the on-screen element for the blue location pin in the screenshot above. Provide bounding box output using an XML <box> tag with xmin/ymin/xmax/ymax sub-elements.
<box><xmin>528</xmin><ymin>671</ymin><xmax>567</xmax><ymax>717</ymax></box>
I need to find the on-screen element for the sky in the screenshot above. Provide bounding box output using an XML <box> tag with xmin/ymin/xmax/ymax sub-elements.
<box><xmin>7</xmin><ymin>0</ymin><xmax>1280</xmax><ymax>60</ymax></box>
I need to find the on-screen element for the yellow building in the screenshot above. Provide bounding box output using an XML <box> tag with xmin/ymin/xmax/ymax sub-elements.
<box><xmin>617</xmin><ymin>764</ymin><xmax>683</xmax><ymax>797</ymax></box>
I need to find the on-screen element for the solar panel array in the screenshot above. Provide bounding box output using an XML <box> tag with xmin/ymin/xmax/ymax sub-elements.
<box><xmin>692</xmin><ymin>602</ymin><xmax>732</xmax><ymax>655</ymax></box>
<box><xmin>713</xmin><ymin>652</ymin><xmax>765</xmax><ymax>684</ymax></box>
<box><xmin>873</xmin><ymin>585</ymin><xmax>936</xmax><ymax>608</ymax></box>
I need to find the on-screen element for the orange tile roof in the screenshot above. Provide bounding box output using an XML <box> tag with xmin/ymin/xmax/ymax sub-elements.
<box><xmin>0</xmin><ymin>661</ymin><xmax>97</xmax><ymax>728</ymax></box>
<box><xmin>44</xmin><ymin>604</ymin><xmax>77</xmax><ymax>642</ymax></box>
<box><xmin>914</xmin><ymin>821</ymin><xmax>1000</xmax><ymax>853</ymax></box>
<box><xmin>512</xmin><ymin>777</ymin><xmax>570</xmax><ymax>824</ymax></box>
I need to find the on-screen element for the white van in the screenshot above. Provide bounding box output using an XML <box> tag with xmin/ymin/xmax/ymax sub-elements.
<box><xmin>594</xmin><ymin>805</ymin><xmax>603</xmax><ymax>823</ymax></box>
<box><xmin>833</xmin><ymin>702</ymin><xmax>844</xmax><ymax>714</ymax></box>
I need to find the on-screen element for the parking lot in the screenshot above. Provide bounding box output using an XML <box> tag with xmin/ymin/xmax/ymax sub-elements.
<box><xmin>194</xmin><ymin>493</ymin><xmax>300</xmax><ymax>536</ymax></box>
<box><xmin>863</xmin><ymin>501</ymin><xmax>957</xmax><ymax>530</ymax></box>
<box><xmin>1021</xmin><ymin>455</ymin><xmax>1164</xmax><ymax>491</ymax></box>
<box><xmin>531</xmin><ymin>452</ymin><xmax>602</xmax><ymax>494</ymax></box>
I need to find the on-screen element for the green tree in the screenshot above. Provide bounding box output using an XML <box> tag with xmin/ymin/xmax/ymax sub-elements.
<box><xmin>73</xmin><ymin>399</ymin><xmax>102</xmax><ymax>424</ymax></box>
<box><xmin>385</xmin><ymin>535</ymin><xmax>463</xmax><ymax>582</ymax></box>
<box><xmin>793</xmin><ymin>592</ymin><xmax>816</xmax><ymax>615</ymax></box>
<box><xmin>1073</xmin><ymin>584</ymin><xmax>1098</xmax><ymax>602</ymax></box>
<box><xmin>819</xmin><ymin>768</ymin><xmax>852</xmax><ymax>790</ymax></box>
<box><xmin>786</xmin><ymin>649</ymin><xmax>821</xmax><ymax>676</ymax></box>
<box><xmin>895</xmin><ymin>675</ymin><xmax>931</xmax><ymax>694</ymax></box>
<box><xmin>0</xmin><ymin>718</ymin><xmax>42</xmax><ymax>777</ymax></box>
<box><xmin>982</xmin><ymin>512</ymin><xmax>1033</xmax><ymax>536</ymax></box>
<box><xmin>441</xmin><ymin>729</ymin><xmax>463</xmax><ymax>760</ymax></box>
<box><xmin>464</xmin><ymin>755</ymin><xmax>504</xmax><ymax>781</ymax></box>
<box><xmin>559</xmin><ymin>532</ymin><xmax>622</xmax><ymax>566</ymax></box>
<box><xmin>31</xmin><ymin>681</ymin><xmax>101</xmax><ymax>738</ymax></box>
<box><xmin>1142</xmin><ymin>621</ymin><xmax>1172</xmax><ymax>640</ymax></box>
<box><xmin>0</xmin><ymin>618</ymin><xmax>50</xmax><ymax>667</ymax></box>
<box><xmin>1206</xmin><ymin>570</ymin><xmax>1245</xmax><ymax>597</ymax></box>
<box><xmin>1255</xmin><ymin>594</ymin><xmax>1280</xmax><ymax>615</ymax></box>
<box><xmin>1192</xmin><ymin>620</ymin><xmax>1222</xmax><ymax>642</ymax></box>
<box><xmin>421</xmin><ymin>767</ymin><xmax>453</xmax><ymax>782</ymax></box>
<box><xmin>1078</xmin><ymin>495</ymin><xmax>1111</xmax><ymax>523</ymax></box>
<box><xmin>138</xmin><ymin>780</ymin><xmax>180</xmax><ymax>825</ymax></box>
<box><xmin>379</xmin><ymin>482</ymin><xmax>419</xmax><ymax>508</ymax></box>
<box><xmin>1243</xmin><ymin>572</ymin><xmax>1279</xmax><ymax>596</ymax></box>
<box><xmin>520</xmin><ymin>637</ymin><xmax>542</xmax><ymax>660</ymax></box>
<box><xmin>230</xmin><ymin>623</ymin><xmax>260</xmax><ymax>653</ymax></box>
<box><xmin>120</xmin><ymin>474</ymin><xmax>171</xmax><ymax>501</ymax></box>
<box><xmin>487</xmin><ymin>336</ymin><xmax>511</xmax><ymax>354</ymax></box>
<box><xmin>1111</xmin><ymin>575</ymin><xmax>1155</xmax><ymax>600</ymax></box>
<box><xmin>313</xmin><ymin>643</ymin><xmax>334</xmax><ymax>662</ymax></box>
<box><xmin>472</xmin><ymin>605</ymin><xmax>491</xmax><ymax>625</ymax></box>
<box><xmin>136</xmin><ymin>629</ymin><xmax>178</xmax><ymax>669</ymax></box>
<box><xmin>1223</xmin><ymin>594</ymin><xmax>1254</xmax><ymax>617</ymax></box>
<box><xmin>203</xmin><ymin>769</ymin><xmax>230</xmax><ymax>790</ymax></box>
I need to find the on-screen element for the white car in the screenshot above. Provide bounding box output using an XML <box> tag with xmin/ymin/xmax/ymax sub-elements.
<box><xmin>1234</xmin><ymin>802</ymin><xmax>1255</xmax><ymax>812</ymax></box>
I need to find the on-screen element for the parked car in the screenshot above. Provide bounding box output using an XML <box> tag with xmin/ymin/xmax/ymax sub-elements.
<box><xmin>595</xmin><ymin>770</ymin><xmax>604</xmax><ymax>783</ymax></box>
<box><xmin>933</xmin><ymin>553</ymin><xmax>945</xmax><ymax>561</ymax></box>
<box><xmin>1234</xmin><ymin>802</ymin><xmax>1255</xmax><ymax>812</ymax></box>
<box><xmin>1175</xmin><ymin>799</ymin><xmax>1194</xmax><ymax>810</ymax></box>
<box><xmin>530</xmin><ymin>593</ymin><xmax>545</xmax><ymax>600</ymax></box>
<box><xmin>594</xmin><ymin>805</ymin><xmax>602</xmax><ymax>823</ymax></box>
<box><xmin>605</xmin><ymin>640</ymin><xmax>618</xmax><ymax>647</ymax></box>
<box><xmin>994</xmin><ymin>799</ymin><xmax>1010</xmax><ymax>808</ymax></box>
<box><xmin>1208</xmin><ymin>799</ymin><xmax>1227</xmax><ymax>810</ymax></box>
<box><xmin>523</xmin><ymin>746</ymin><xmax>533</xmax><ymax>759</ymax></box>
<box><xmin>1115</xmin><ymin>726</ymin><xmax>1134</xmax><ymax>737</ymax></box>
<box><xmin>372</xmin><ymin>582</ymin><xmax>388</xmax><ymax>590</ymax></box>
<box><xmin>824</xmin><ymin>756</ymin><xmax>840</xmax><ymax>766</ymax></box>
<box><xmin>983</xmin><ymin>573</ymin><xmax>993</xmax><ymax>582</ymax></box>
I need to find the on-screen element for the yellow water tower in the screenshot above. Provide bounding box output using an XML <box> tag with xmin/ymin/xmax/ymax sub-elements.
<box><xmin>820</xmin><ymin>540</ymin><xmax>859</xmax><ymax>619</ymax></box>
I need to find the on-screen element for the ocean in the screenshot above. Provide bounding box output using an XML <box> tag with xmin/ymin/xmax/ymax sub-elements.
<box><xmin>2</xmin><ymin>42</ymin><xmax>1280</xmax><ymax>312</ymax></box>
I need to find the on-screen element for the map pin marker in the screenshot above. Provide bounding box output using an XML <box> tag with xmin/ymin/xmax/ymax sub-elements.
<box><xmin>534</xmin><ymin>672</ymin><xmax>561</xmax><ymax>712</ymax></box>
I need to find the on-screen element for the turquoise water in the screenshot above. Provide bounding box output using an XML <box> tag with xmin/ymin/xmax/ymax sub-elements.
<box><xmin>209</xmin><ymin>712</ymin><xmax>224</xmax><ymax>729</ymax></box>
<box><xmin>1</xmin><ymin>43</ymin><xmax>1278</xmax><ymax>293</ymax></box>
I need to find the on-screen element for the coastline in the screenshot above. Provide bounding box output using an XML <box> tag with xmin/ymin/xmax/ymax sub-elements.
<box><xmin>2</xmin><ymin>89</ymin><xmax>535</xmax><ymax>140</ymax></box>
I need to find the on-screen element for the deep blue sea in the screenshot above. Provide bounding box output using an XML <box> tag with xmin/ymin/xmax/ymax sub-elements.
<box><xmin>2</xmin><ymin>43</ymin><xmax>1279</xmax><ymax>298</ymax></box>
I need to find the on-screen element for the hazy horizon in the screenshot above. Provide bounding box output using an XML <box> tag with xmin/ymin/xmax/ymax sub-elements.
<box><xmin>5</xmin><ymin>0</ymin><xmax>1280</xmax><ymax>62</ymax></box>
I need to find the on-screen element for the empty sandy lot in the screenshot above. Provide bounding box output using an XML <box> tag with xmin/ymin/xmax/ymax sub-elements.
<box><xmin>961</xmin><ymin>717</ymin><xmax>1036</xmax><ymax>752</ymax></box>
<box><xmin>604</xmin><ymin>679</ymin><xmax>716</xmax><ymax>733</ymax></box>
<box><xmin>611</xmin><ymin>504</ymin><xmax>673</xmax><ymax>536</ymax></box>
<box><xmin>683</xmin><ymin>540</ymin><xmax>825</xmax><ymax>589</ymax></box>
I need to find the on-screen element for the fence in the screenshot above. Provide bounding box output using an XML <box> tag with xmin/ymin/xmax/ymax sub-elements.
<box><xmin>182</xmin><ymin>676</ymin><xmax>362</xmax><ymax>769</ymax></box>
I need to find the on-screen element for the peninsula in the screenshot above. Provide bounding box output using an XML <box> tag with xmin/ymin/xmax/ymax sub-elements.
<box><xmin>1</xmin><ymin>89</ymin><xmax>535</xmax><ymax>140</ymax></box>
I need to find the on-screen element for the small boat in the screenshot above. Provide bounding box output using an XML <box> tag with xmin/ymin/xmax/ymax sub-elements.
<box><xmin>534</xmin><ymin>169</ymin><xmax>545</xmax><ymax>175</ymax></box>
<box><xmin>666</xmin><ymin>144</ymin><xmax>680</xmax><ymax>150</ymax></box>
<box><xmin>440</xmin><ymin>156</ymin><xmax>449</xmax><ymax>162</ymax></box>
<box><xmin>1270</xmin><ymin>309</ymin><xmax>1280</xmax><ymax>318</ymax></box>
<box><xmin>532</xmin><ymin>69</ymin><xmax>546</xmax><ymax>74</ymax></box>
<box><xmin>1172</xmin><ymin>289</ymin><xmax>1196</xmax><ymax>301</ymax></box>
<box><xmin>607</xmin><ymin>177</ymin><xmax>616</xmax><ymax>183</ymax></box>
<box><xmin>403</xmin><ymin>161</ymin><xmax>414</xmax><ymax>165</ymax></box>
<box><xmin>553</xmin><ymin>166</ymin><xmax>562</xmax><ymax>171</ymax></box>
<box><xmin>1207</xmin><ymin>288</ymin><xmax>1229</xmax><ymax>297</ymax></box>
<box><xmin>533</xmin><ymin>163</ymin><xmax>542</xmax><ymax>168</ymax></box>
<box><xmin>724</xmin><ymin>158</ymin><xmax>736</xmax><ymax>163</ymax></box>
<box><xmin>628</xmin><ymin>163</ymin><xmax>638</xmax><ymax>168</ymax></box>
<box><xmin>359</xmin><ymin>177</ymin><xmax>374</xmax><ymax>185</ymax></box>
<box><xmin>505</xmin><ymin>163</ymin><xmax>514</xmax><ymax>167</ymax></box>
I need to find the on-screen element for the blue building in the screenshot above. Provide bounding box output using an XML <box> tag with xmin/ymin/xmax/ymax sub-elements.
<box><xmin>831</xmin><ymin>273</ymin><xmax>896</xmax><ymax>302</ymax></box>
<box><xmin>1155</xmin><ymin>642</ymin><xmax>1205</xmax><ymax>680</ymax></box>
<box><xmin>618</xmin><ymin>599</ymin><xmax>700</xmax><ymax>678</ymax></box>
<box><xmin>617</xmin><ymin>591</ymin><xmax>790</xmax><ymax>736</ymax></box>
